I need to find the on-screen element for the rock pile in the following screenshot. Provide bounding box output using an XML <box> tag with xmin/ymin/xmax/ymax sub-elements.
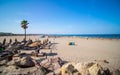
<box><xmin>60</xmin><ymin>62</ymin><xmax>120</xmax><ymax>75</ymax></box>
<box><xmin>14</xmin><ymin>55</ymin><xmax>35</xmax><ymax>68</ymax></box>
<box><xmin>40</xmin><ymin>57</ymin><xmax>64</xmax><ymax>74</ymax></box>
<box><xmin>0</xmin><ymin>53</ymin><xmax>36</xmax><ymax>75</ymax></box>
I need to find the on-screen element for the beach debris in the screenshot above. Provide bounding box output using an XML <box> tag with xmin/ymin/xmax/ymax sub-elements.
<box><xmin>2</xmin><ymin>38</ymin><xmax>6</xmax><ymax>45</ymax></box>
<box><xmin>0</xmin><ymin>50</ymin><xmax>14</xmax><ymax>61</ymax></box>
<box><xmin>21</xmin><ymin>38</ymin><xmax>27</xmax><ymax>44</ymax></box>
<box><xmin>9</xmin><ymin>38</ymin><xmax>12</xmax><ymax>44</ymax></box>
<box><xmin>14</xmin><ymin>55</ymin><xmax>35</xmax><ymax>68</ymax></box>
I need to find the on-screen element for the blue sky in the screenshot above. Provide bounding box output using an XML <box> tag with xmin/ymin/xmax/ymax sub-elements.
<box><xmin>0</xmin><ymin>0</ymin><xmax>120</xmax><ymax>34</ymax></box>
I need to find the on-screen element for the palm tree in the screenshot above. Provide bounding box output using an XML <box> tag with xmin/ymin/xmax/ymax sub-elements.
<box><xmin>21</xmin><ymin>20</ymin><xmax>29</xmax><ymax>41</ymax></box>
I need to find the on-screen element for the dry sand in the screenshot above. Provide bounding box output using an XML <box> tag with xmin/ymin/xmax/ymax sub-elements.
<box><xmin>0</xmin><ymin>36</ymin><xmax>120</xmax><ymax>69</ymax></box>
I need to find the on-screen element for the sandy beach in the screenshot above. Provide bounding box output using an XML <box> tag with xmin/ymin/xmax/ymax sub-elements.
<box><xmin>0</xmin><ymin>36</ymin><xmax>120</xmax><ymax>70</ymax></box>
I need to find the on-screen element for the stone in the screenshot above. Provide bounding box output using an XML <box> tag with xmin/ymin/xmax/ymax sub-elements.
<box><xmin>112</xmin><ymin>69</ymin><xmax>120</xmax><ymax>75</ymax></box>
<box><xmin>103</xmin><ymin>67</ymin><xmax>111</xmax><ymax>75</ymax></box>
<box><xmin>73</xmin><ymin>71</ymin><xmax>81</xmax><ymax>75</ymax></box>
<box><xmin>15</xmin><ymin>55</ymin><xmax>35</xmax><ymax>68</ymax></box>
<box><xmin>3</xmin><ymin>65</ymin><xmax>18</xmax><ymax>73</ymax></box>
<box><xmin>54</xmin><ymin>68</ymin><xmax>61</xmax><ymax>75</ymax></box>
<box><xmin>66</xmin><ymin>64</ymin><xmax>74</xmax><ymax>74</ymax></box>
<box><xmin>41</xmin><ymin>57</ymin><xmax>63</xmax><ymax>71</ymax></box>
<box><xmin>53</xmin><ymin>62</ymin><xmax>61</xmax><ymax>70</ymax></box>
<box><xmin>25</xmin><ymin>39</ymin><xmax>33</xmax><ymax>46</ymax></box>
<box><xmin>41</xmin><ymin>59</ymin><xmax>50</xmax><ymax>67</ymax></box>
<box><xmin>52</xmin><ymin>57</ymin><xmax>63</xmax><ymax>65</ymax></box>
<box><xmin>0</xmin><ymin>60</ymin><xmax>7</xmax><ymax>66</ymax></box>
<box><xmin>74</xmin><ymin>62</ymin><xmax>94</xmax><ymax>75</ymax></box>
<box><xmin>61</xmin><ymin>62</ymin><xmax>75</xmax><ymax>75</ymax></box>
<box><xmin>34</xmin><ymin>66</ymin><xmax>47</xmax><ymax>75</ymax></box>
<box><xmin>6</xmin><ymin>60</ymin><xmax>15</xmax><ymax>66</ymax></box>
<box><xmin>46</xmin><ymin>72</ymin><xmax>55</xmax><ymax>75</ymax></box>
<box><xmin>0</xmin><ymin>66</ymin><xmax>6</xmax><ymax>74</ymax></box>
<box><xmin>28</xmin><ymin>42</ymin><xmax>41</xmax><ymax>47</ymax></box>
<box><xmin>88</xmin><ymin>63</ymin><xmax>105</xmax><ymax>75</ymax></box>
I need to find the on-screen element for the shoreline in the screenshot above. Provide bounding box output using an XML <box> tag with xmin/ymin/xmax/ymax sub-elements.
<box><xmin>0</xmin><ymin>35</ymin><xmax>120</xmax><ymax>40</ymax></box>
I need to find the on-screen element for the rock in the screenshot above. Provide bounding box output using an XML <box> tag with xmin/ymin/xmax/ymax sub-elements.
<box><xmin>0</xmin><ymin>66</ymin><xmax>6</xmax><ymax>74</ymax></box>
<box><xmin>3</xmin><ymin>65</ymin><xmax>18</xmax><ymax>73</ymax></box>
<box><xmin>7</xmin><ymin>60</ymin><xmax>15</xmax><ymax>66</ymax></box>
<box><xmin>46</xmin><ymin>72</ymin><xmax>55</xmax><ymax>75</ymax></box>
<box><xmin>41</xmin><ymin>57</ymin><xmax>63</xmax><ymax>71</ymax></box>
<box><xmin>66</xmin><ymin>64</ymin><xmax>74</xmax><ymax>75</ymax></box>
<box><xmin>103</xmin><ymin>67</ymin><xmax>111</xmax><ymax>75</ymax></box>
<box><xmin>15</xmin><ymin>55</ymin><xmax>35</xmax><ymax>68</ymax></box>
<box><xmin>54</xmin><ymin>68</ymin><xmax>61</xmax><ymax>75</ymax></box>
<box><xmin>74</xmin><ymin>62</ymin><xmax>94</xmax><ymax>75</ymax></box>
<box><xmin>53</xmin><ymin>62</ymin><xmax>61</xmax><ymax>70</ymax></box>
<box><xmin>41</xmin><ymin>59</ymin><xmax>51</xmax><ymax>68</ymax></box>
<box><xmin>73</xmin><ymin>71</ymin><xmax>81</xmax><ymax>75</ymax></box>
<box><xmin>94</xmin><ymin>60</ymin><xmax>109</xmax><ymax>64</ymax></box>
<box><xmin>34</xmin><ymin>66</ymin><xmax>47</xmax><ymax>75</ymax></box>
<box><xmin>88</xmin><ymin>63</ymin><xmax>105</xmax><ymax>75</ymax></box>
<box><xmin>61</xmin><ymin>62</ymin><xmax>75</xmax><ymax>75</ymax></box>
<box><xmin>25</xmin><ymin>39</ymin><xmax>33</xmax><ymax>46</ymax></box>
<box><xmin>0</xmin><ymin>60</ymin><xmax>7</xmax><ymax>66</ymax></box>
<box><xmin>112</xmin><ymin>69</ymin><xmax>120</xmax><ymax>75</ymax></box>
<box><xmin>52</xmin><ymin>57</ymin><xmax>63</xmax><ymax>66</ymax></box>
<box><xmin>28</xmin><ymin>42</ymin><xmax>41</xmax><ymax>47</ymax></box>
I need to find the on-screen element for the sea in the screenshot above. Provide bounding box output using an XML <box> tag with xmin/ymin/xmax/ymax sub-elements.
<box><xmin>42</xmin><ymin>34</ymin><xmax>120</xmax><ymax>39</ymax></box>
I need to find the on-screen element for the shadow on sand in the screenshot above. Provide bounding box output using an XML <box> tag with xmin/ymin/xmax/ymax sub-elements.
<box><xmin>47</xmin><ymin>52</ymin><xmax>58</xmax><ymax>56</ymax></box>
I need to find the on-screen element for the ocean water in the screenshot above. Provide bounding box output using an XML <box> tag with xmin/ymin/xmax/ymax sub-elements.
<box><xmin>46</xmin><ymin>34</ymin><xmax>120</xmax><ymax>39</ymax></box>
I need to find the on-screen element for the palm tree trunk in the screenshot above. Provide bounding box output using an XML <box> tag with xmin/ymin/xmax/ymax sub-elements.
<box><xmin>25</xmin><ymin>29</ymin><xmax>26</xmax><ymax>41</ymax></box>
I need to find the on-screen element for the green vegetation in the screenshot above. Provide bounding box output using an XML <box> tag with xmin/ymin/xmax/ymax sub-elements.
<box><xmin>0</xmin><ymin>32</ymin><xmax>13</xmax><ymax>36</ymax></box>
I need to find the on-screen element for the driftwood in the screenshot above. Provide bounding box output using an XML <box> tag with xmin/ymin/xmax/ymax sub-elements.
<box><xmin>9</xmin><ymin>39</ymin><xmax>12</xmax><ymax>44</ymax></box>
<box><xmin>0</xmin><ymin>50</ymin><xmax>14</xmax><ymax>61</ymax></box>
<box><xmin>25</xmin><ymin>39</ymin><xmax>33</xmax><ymax>46</ymax></box>
<box><xmin>2</xmin><ymin>38</ymin><xmax>6</xmax><ymax>45</ymax></box>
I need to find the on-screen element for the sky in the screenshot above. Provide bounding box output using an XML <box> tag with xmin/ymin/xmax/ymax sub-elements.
<box><xmin>0</xmin><ymin>0</ymin><xmax>120</xmax><ymax>34</ymax></box>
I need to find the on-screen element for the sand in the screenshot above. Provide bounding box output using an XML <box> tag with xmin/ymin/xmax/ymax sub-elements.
<box><xmin>0</xmin><ymin>36</ymin><xmax>120</xmax><ymax>69</ymax></box>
